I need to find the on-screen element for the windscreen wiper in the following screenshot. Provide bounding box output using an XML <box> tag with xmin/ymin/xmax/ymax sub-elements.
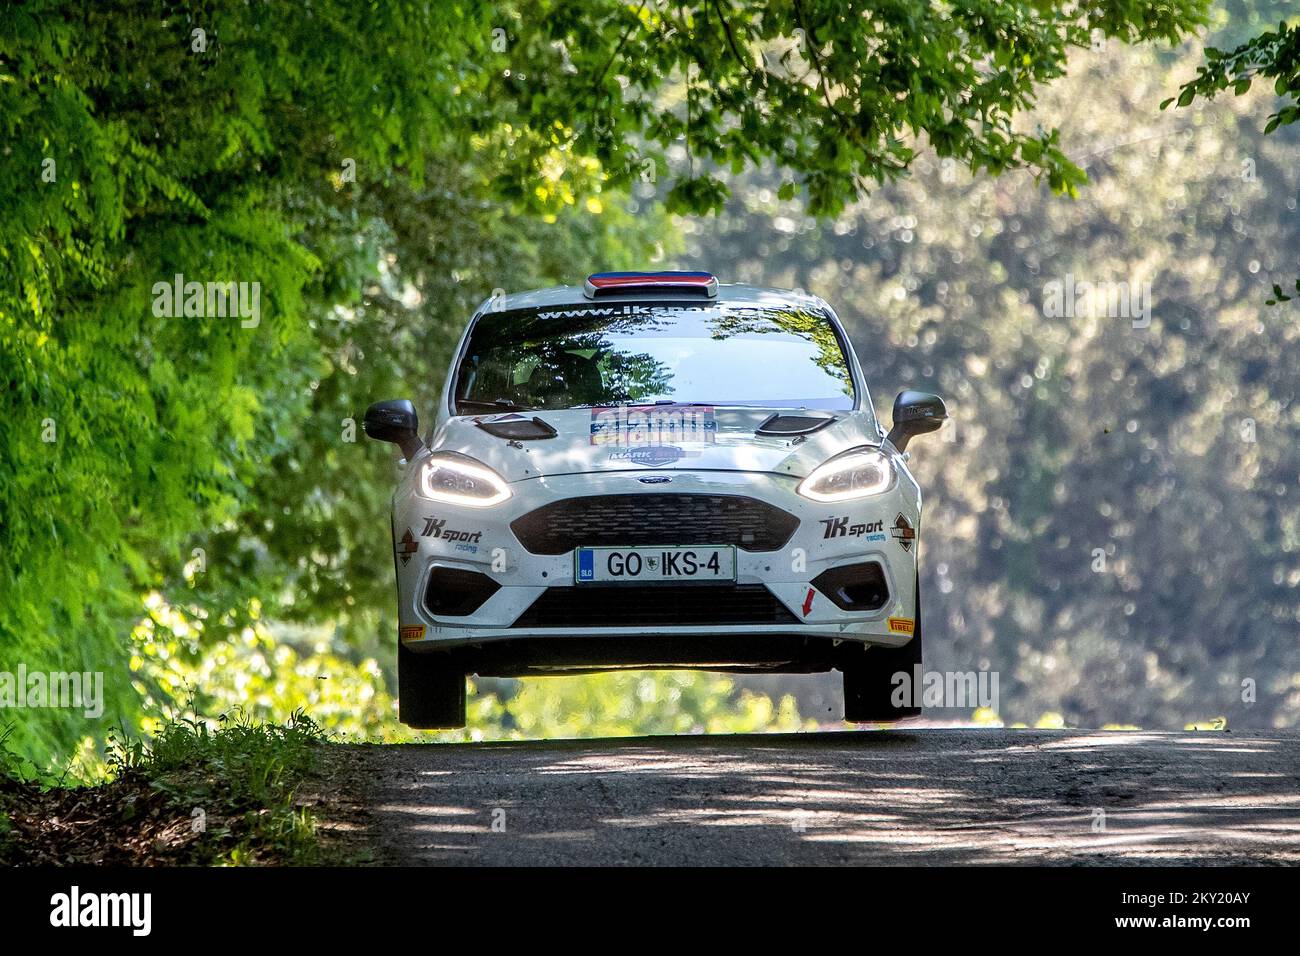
<box><xmin>457</xmin><ymin>398</ymin><xmax>535</xmax><ymax>413</ymax></box>
<box><xmin>571</xmin><ymin>400</ymin><xmax>731</xmax><ymax>408</ymax></box>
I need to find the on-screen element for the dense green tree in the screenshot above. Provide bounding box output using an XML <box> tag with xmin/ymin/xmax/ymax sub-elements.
<box><xmin>0</xmin><ymin>1</ymin><xmax>636</xmax><ymax>762</ymax></box>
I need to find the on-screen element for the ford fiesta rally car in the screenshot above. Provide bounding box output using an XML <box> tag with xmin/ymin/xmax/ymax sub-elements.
<box><xmin>364</xmin><ymin>271</ymin><xmax>947</xmax><ymax>728</ymax></box>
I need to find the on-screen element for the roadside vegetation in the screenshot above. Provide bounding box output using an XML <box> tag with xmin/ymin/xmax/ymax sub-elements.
<box><xmin>0</xmin><ymin>688</ymin><xmax>808</xmax><ymax>864</ymax></box>
<box><xmin>0</xmin><ymin>714</ymin><xmax>346</xmax><ymax>866</ymax></box>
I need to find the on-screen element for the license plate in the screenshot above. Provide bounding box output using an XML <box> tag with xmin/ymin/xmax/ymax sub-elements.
<box><xmin>575</xmin><ymin>546</ymin><xmax>736</xmax><ymax>583</ymax></box>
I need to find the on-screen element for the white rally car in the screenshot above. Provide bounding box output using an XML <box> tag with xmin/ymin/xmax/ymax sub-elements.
<box><xmin>364</xmin><ymin>272</ymin><xmax>947</xmax><ymax>728</ymax></box>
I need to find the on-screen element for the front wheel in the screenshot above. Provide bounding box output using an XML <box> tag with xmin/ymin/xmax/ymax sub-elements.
<box><xmin>398</xmin><ymin>643</ymin><xmax>467</xmax><ymax>729</ymax></box>
<box><xmin>841</xmin><ymin>573</ymin><xmax>923</xmax><ymax>723</ymax></box>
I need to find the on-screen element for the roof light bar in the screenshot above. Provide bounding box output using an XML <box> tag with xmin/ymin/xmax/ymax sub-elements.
<box><xmin>584</xmin><ymin>271</ymin><xmax>719</xmax><ymax>299</ymax></box>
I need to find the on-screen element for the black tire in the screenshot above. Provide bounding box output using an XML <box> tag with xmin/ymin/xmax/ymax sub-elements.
<box><xmin>398</xmin><ymin>643</ymin><xmax>467</xmax><ymax>729</ymax></box>
<box><xmin>842</xmin><ymin>572</ymin><xmax>923</xmax><ymax>722</ymax></box>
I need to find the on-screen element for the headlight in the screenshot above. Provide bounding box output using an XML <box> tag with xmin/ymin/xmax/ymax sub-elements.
<box><xmin>797</xmin><ymin>447</ymin><xmax>894</xmax><ymax>502</ymax></box>
<box><xmin>418</xmin><ymin>453</ymin><xmax>511</xmax><ymax>507</ymax></box>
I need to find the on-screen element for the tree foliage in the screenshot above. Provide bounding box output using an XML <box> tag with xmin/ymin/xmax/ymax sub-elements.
<box><xmin>1170</xmin><ymin>17</ymin><xmax>1299</xmax><ymax>133</ymax></box>
<box><xmin>1168</xmin><ymin>11</ymin><xmax>1300</xmax><ymax>300</ymax></box>
<box><xmin>497</xmin><ymin>0</ymin><xmax>1209</xmax><ymax>214</ymax></box>
<box><xmin>0</xmin><ymin>1</ymin><xmax>652</xmax><ymax>763</ymax></box>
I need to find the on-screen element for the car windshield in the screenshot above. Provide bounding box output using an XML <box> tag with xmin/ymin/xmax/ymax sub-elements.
<box><xmin>453</xmin><ymin>302</ymin><xmax>856</xmax><ymax>412</ymax></box>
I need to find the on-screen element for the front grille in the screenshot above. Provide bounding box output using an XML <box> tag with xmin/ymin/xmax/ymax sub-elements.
<box><xmin>510</xmin><ymin>494</ymin><xmax>799</xmax><ymax>555</ymax></box>
<box><xmin>512</xmin><ymin>584</ymin><xmax>799</xmax><ymax>628</ymax></box>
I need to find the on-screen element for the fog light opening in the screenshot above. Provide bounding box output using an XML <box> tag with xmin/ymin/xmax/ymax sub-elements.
<box><xmin>810</xmin><ymin>562</ymin><xmax>890</xmax><ymax>612</ymax></box>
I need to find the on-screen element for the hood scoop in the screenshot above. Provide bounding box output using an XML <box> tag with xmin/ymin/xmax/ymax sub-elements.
<box><xmin>474</xmin><ymin>414</ymin><xmax>557</xmax><ymax>441</ymax></box>
<box><xmin>754</xmin><ymin>413</ymin><xmax>837</xmax><ymax>437</ymax></box>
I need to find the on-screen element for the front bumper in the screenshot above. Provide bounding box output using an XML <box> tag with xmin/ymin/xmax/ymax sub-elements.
<box><xmin>393</xmin><ymin>468</ymin><xmax>920</xmax><ymax>653</ymax></box>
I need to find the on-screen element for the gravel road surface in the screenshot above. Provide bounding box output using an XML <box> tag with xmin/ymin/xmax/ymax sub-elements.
<box><xmin>339</xmin><ymin>729</ymin><xmax>1300</xmax><ymax>865</ymax></box>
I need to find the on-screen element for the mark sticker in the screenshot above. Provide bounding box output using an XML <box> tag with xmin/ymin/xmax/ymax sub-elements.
<box><xmin>891</xmin><ymin>513</ymin><xmax>916</xmax><ymax>552</ymax></box>
<box><xmin>397</xmin><ymin>528</ymin><xmax>419</xmax><ymax>566</ymax></box>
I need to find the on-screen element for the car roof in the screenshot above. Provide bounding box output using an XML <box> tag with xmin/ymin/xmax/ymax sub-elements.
<box><xmin>479</xmin><ymin>282</ymin><xmax>833</xmax><ymax>316</ymax></box>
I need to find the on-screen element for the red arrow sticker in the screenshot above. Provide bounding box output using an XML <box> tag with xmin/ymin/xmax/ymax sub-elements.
<box><xmin>802</xmin><ymin>588</ymin><xmax>815</xmax><ymax>617</ymax></box>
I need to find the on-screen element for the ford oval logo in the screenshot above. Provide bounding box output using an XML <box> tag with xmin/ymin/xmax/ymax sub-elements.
<box><xmin>638</xmin><ymin>476</ymin><xmax>672</xmax><ymax>484</ymax></box>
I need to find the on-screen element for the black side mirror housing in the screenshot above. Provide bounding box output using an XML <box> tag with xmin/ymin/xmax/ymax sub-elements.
<box><xmin>885</xmin><ymin>390</ymin><xmax>948</xmax><ymax>453</ymax></box>
<box><xmin>363</xmin><ymin>399</ymin><xmax>425</xmax><ymax>459</ymax></box>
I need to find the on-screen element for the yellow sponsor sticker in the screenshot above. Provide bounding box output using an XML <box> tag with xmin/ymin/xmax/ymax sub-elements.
<box><xmin>399</xmin><ymin>624</ymin><xmax>426</xmax><ymax>642</ymax></box>
<box><xmin>887</xmin><ymin>617</ymin><xmax>915</xmax><ymax>635</ymax></box>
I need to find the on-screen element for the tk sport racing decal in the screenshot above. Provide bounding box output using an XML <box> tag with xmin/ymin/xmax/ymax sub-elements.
<box><xmin>421</xmin><ymin>515</ymin><xmax>483</xmax><ymax>545</ymax></box>
<box><xmin>820</xmin><ymin>516</ymin><xmax>886</xmax><ymax>541</ymax></box>
<box><xmin>892</xmin><ymin>513</ymin><xmax>916</xmax><ymax>552</ymax></box>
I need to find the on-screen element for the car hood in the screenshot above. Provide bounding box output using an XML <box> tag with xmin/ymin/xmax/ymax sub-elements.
<box><xmin>429</xmin><ymin>406</ymin><xmax>882</xmax><ymax>482</ymax></box>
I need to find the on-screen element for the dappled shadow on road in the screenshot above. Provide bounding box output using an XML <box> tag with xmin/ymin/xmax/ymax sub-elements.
<box><xmin>352</xmin><ymin>730</ymin><xmax>1300</xmax><ymax>865</ymax></box>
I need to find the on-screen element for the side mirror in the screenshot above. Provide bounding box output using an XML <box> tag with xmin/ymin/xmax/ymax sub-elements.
<box><xmin>363</xmin><ymin>399</ymin><xmax>425</xmax><ymax>459</ymax></box>
<box><xmin>885</xmin><ymin>390</ymin><xmax>948</xmax><ymax>453</ymax></box>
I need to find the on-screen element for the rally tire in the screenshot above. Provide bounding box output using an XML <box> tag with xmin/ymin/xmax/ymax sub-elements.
<box><xmin>398</xmin><ymin>643</ymin><xmax>467</xmax><ymax>729</ymax></box>
<box><xmin>842</xmin><ymin>573</ymin><xmax>923</xmax><ymax>723</ymax></box>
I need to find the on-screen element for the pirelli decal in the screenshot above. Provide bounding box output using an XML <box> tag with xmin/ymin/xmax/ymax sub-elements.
<box><xmin>887</xmin><ymin>617</ymin><xmax>915</xmax><ymax>635</ymax></box>
<box><xmin>399</xmin><ymin>624</ymin><xmax>426</xmax><ymax>642</ymax></box>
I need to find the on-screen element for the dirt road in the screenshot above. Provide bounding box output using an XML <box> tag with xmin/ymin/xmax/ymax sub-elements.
<box><xmin>337</xmin><ymin>729</ymin><xmax>1300</xmax><ymax>865</ymax></box>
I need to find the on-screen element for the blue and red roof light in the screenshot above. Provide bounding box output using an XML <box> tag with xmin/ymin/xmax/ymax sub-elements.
<box><xmin>584</xmin><ymin>271</ymin><xmax>718</xmax><ymax>299</ymax></box>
